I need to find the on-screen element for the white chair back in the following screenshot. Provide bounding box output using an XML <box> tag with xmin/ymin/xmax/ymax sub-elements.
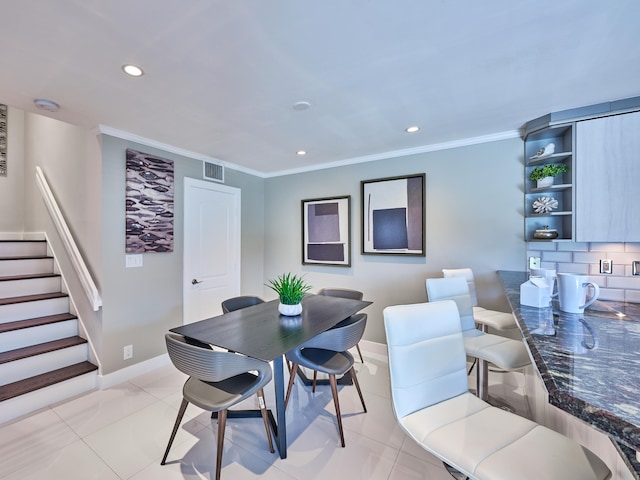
<box><xmin>442</xmin><ymin>268</ymin><xmax>478</xmax><ymax>306</ymax></box>
<box><xmin>426</xmin><ymin>277</ymin><xmax>476</xmax><ymax>333</ymax></box>
<box><xmin>383</xmin><ymin>301</ymin><xmax>468</xmax><ymax>419</ymax></box>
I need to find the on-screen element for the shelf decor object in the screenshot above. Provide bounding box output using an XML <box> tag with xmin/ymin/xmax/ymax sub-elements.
<box><xmin>301</xmin><ymin>196</ymin><xmax>351</xmax><ymax>266</ymax></box>
<box><xmin>532</xmin><ymin>196</ymin><xmax>558</xmax><ymax>214</ymax></box>
<box><xmin>361</xmin><ymin>173</ymin><xmax>425</xmax><ymax>256</ymax></box>
<box><xmin>529</xmin><ymin>142</ymin><xmax>555</xmax><ymax>160</ymax></box>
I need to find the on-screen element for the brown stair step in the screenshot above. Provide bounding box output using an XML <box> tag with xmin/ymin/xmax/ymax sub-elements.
<box><xmin>0</xmin><ymin>273</ymin><xmax>61</xmax><ymax>282</ymax></box>
<box><xmin>0</xmin><ymin>361</ymin><xmax>98</xmax><ymax>403</ymax></box>
<box><xmin>0</xmin><ymin>336</ymin><xmax>87</xmax><ymax>365</ymax></box>
<box><xmin>0</xmin><ymin>313</ymin><xmax>77</xmax><ymax>334</ymax></box>
<box><xmin>0</xmin><ymin>291</ymin><xmax>68</xmax><ymax>306</ymax></box>
<box><xmin>0</xmin><ymin>255</ymin><xmax>52</xmax><ymax>260</ymax></box>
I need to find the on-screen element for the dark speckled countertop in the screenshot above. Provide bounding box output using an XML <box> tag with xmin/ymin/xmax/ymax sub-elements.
<box><xmin>498</xmin><ymin>270</ymin><xmax>640</xmax><ymax>476</ymax></box>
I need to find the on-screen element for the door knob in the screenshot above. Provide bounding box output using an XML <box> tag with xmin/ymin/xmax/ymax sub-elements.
<box><xmin>192</xmin><ymin>278</ymin><xmax>202</xmax><ymax>285</ymax></box>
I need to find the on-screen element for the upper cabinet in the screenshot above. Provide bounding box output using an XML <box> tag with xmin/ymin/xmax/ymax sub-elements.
<box><xmin>575</xmin><ymin>111</ymin><xmax>640</xmax><ymax>242</ymax></box>
<box><xmin>524</xmin><ymin>97</ymin><xmax>640</xmax><ymax>243</ymax></box>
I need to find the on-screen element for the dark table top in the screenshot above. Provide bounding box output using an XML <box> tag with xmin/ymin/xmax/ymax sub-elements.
<box><xmin>498</xmin><ymin>270</ymin><xmax>640</xmax><ymax>475</ymax></box>
<box><xmin>170</xmin><ymin>294</ymin><xmax>372</xmax><ymax>362</ymax></box>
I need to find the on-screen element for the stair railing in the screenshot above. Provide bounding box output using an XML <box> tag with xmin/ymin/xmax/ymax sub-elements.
<box><xmin>35</xmin><ymin>166</ymin><xmax>102</xmax><ymax>311</ymax></box>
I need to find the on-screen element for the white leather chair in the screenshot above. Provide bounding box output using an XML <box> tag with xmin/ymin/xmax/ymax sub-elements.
<box><xmin>443</xmin><ymin>268</ymin><xmax>517</xmax><ymax>331</ymax></box>
<box><xmin>426</xmin><ymin>276</ymin><xmax>530</xmax><ymax>400</ymax></box>
<box><xmin>383</xmin><ymin>300</ymin><xmax>611</xmax><ymax>480</ymax></box>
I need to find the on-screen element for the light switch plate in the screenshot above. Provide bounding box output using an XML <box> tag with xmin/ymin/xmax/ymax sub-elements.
<box><xmin>529</xmin><ymin>256</ymin><xmax>541</xmax><ymax>269</ymax></box>
<box><xmin>600</xmin><ymin>259</ymin><xmax>613</xmax><ymax>274</ymax></box>
<box><xmin>633</xmin><ymin>261</ymin><xmax>640</xmax><ymax>276</ymax></box>
<box><xmin>126</xmin><ymin>254</ymin><xmax>143</xmax><ymax>268</ymax></box>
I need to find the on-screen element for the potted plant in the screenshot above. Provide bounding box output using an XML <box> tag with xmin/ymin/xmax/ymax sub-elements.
<box><xmin>529</xmin><ymin>163</ymin><xmax>568</xmax><ymax>188</ymax></box>
<box><xmin>266</xmin><ymin>272</ymin><xmax>312</xmax><ymax>316</ymax></box>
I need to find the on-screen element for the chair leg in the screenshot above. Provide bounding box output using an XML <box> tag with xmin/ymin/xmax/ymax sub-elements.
<box><xmin>356</xmin><ymin>343</ymin><xmax>364</xmax><ymax>363</ymax></box>
<box><xmin>285</xmin><ymin>363</ymin><xmax>299</xmax><ymax>408</ymax></box>
<box><xmin>215</xmin><ymin>409</ymin><xmax>227</xmax><ymax>480</ymax></box>
<box><xmin>312</xmin><ymin>370</ymin><xmax>318</xmax><ymax>392</ymax></box>
<box><xmin>349</xmin><ymin>366</ymin><xmax>367</xmax><ymax>413</ymax></box>
<box><xmin>328</xmin><ymin>374</ymin><xmax>346</xmax><ymax>447</ymax></box>
<box><xmin>161</xmin><ymin>398</ymin><xmax>189</xmax><ymax>465</ymax></box>
<box><xmin>257</xmin><ymin>388</ymin><xmax>274</xmax><ymax>453</ymax></box>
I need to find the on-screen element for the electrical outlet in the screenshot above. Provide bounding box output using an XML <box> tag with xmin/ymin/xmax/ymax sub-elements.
<box><xmin>529</xmin><ymin>256</ymin><xmax>541</xmax><ymax>269</ymax></box>
<box><xmin>123</xmin><ymin>344</ymin><xmax>133</xmax><ymax>360</ymax></box>
<box><xmin>600</xmin><ymin>259</ymin><xmax>613</xmax><ymax>274</ymax></box>
<box><xmin>633</xmin><ymin>261</ymin><xmax>640</xmax><ymax>276</ymax></box>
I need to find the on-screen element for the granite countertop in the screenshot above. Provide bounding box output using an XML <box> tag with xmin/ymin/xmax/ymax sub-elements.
<box><xmin>498</xmin><ymin>271</ymin><xmax>640</xmax><ymax>471</ymax></box>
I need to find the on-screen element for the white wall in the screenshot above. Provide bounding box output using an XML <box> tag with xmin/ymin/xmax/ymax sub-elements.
<box><xmin>100</xmin><ymin>135</ymin><xmax>266</xmax><ymax>374</ymax></box>
<box><xmin>264</xmin><ymin>138</ymin><xmax>526</xmax><ymax>344</ymax></box>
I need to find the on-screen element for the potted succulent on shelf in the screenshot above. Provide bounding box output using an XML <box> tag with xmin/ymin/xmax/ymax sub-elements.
<box><xmin>529</xmin><ymin>163</ymin><xmax>568</xmax><ymax>188</ymax></box>
<box><xmin>266</xmin><ymin>272</ymin><xmax>312</xmax><ymax>316</ymax></box>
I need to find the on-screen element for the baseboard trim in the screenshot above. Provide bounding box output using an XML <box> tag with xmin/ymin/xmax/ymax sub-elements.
<box><xmin>98</xmin><ymin>354</ymin><xmax>171</xmax><ymax>389</ymax></box>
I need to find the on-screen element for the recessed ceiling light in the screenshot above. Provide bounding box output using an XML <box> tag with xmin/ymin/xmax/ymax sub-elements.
<box><xmin>296</xmin><ymin>150</ymin><xmax>307</xmax><ymax>156</ymax></box>
<box><xmin>405</xmin><ymin>126</ymin><xmax>420</xmax><ymax>133</ymax></box>
<box><xmin>293</xmin><ymin>101</ymin><xmax>311</xmax><ymax>111</ymax></box>
<box><xmin>33</xmin><ymin>98</ymin><xmax>60</xmax><ymax>112</ymax></box>
<box><xmin>122</xmin><ymin>64</ymin><xmax>144</xmax><ymax>77</ymax></box>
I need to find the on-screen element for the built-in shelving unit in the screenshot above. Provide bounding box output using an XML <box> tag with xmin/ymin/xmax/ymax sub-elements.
<box><xmin>524</xmin><ymin>123</ymin><xmax>574</xmax><ymax>241</ymax></box>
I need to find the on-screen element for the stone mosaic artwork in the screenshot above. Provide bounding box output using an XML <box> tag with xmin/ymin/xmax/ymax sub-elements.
<box><xmin>125</xmin><ymin>149</ymin><xmax>174</xmax><ymax>253</ymax></box>
<box><xmin>0</xmin><ymin>104</ymin><xmax>7</xmax><ymax>176</ymax></box>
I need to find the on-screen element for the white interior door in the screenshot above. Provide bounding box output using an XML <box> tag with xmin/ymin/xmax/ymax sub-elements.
<box><xmin>183</xmin><ymin>177</ymin><xmax>241</xmax><ymax>324</ymax></box>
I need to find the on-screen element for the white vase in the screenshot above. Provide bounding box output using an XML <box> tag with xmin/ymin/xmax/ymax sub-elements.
<box><xmin>278</xmin><ymin>303</ymin><xmax>302</xmax><ymax>316</ymax></box>
<box><xmin>536</xmin><ymin>176</ymin><xmax>554</xmax><ymax>188</ymax></box>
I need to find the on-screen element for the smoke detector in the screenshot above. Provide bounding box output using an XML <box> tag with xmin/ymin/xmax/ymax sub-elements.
<box><xmin>34</xmin><ymin>99</ymin><xmax>60</xmax><ymax>112</ymax></box>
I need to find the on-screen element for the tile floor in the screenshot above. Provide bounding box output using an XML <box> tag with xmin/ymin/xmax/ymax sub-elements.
<box><xmin>0</xmin><ymin>346</ymin><xmax>528</xmax><ymax>480</ymax></box>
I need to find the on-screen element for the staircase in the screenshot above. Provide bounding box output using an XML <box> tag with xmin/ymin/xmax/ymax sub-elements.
<box><xmin>0</xmin><ymin>239</ymin><xmax>98</xmax><ymax>424</ymax></box>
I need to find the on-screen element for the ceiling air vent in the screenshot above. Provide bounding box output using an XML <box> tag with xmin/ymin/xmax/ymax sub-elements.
<box><xmin>203</xmin><ymin>161</ymin><xmax>224</xmax><ymax>183</ymax></box>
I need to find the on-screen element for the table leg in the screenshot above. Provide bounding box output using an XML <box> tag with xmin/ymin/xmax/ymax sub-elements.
<box><xmin>271</xmin><ymin>355</ymin><xmax>287</xmax><ymax>459</ymax></box>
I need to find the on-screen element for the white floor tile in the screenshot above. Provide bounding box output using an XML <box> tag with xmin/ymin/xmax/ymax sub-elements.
<box><xmin>0</xmin><ymin>409</ymin><xmax>79</xmax><ymax>478</ymax></box>
<box><xmin>83</xmin><ymin>401</ymin><xmax>207</xmax><ymax>479</ymax></box>
<box><xmin>52</xmin><ymin>381</ymin><xmax>160</xmax><ymax>437</ymax></box>
<box><xmin>2</xmin><ymin>439</ymin><xmax>119</xmax><ymax>480</ymax></box>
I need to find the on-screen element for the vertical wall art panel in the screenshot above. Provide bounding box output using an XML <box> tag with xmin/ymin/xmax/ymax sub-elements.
<box><xmin>362</xmin><ymin>173</ymin><xmax>425</xmax><ymax>256</ymax></box>
<box><xmin>0</xmin><ymin>104</ymin><xmax>7</xmax><ymax>176</ymax></box>
<box><xmin>125</xmin><ymin>149</ymin><xmax>174</xmax><ymax>253</ymax></box>
<box><xmin>302</xmin><ymin>196</ymin><xmax>351</xmax><ymax>266</ymax></box>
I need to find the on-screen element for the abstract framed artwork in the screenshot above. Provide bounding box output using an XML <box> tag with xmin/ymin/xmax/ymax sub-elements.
<box><xmin>0</xmin><ymin>104</ymin><xmax>7</xmax><ymax>176</ymax></box>
<box><xmin>302</xmin><ymin>196</ymin><xmax>351</xmax><ymax>266</ymax></box>
<box><xmin>125</xmin><ymin>149</ymin><xmax>174</xmax><ymax>253</ymax></box>
<box><xmin>361</xmin><ymin>173</ymin><xmax>425</xmax><ymax>256</ymax></box>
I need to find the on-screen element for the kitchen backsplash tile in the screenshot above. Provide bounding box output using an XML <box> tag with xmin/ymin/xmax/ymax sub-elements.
<box><xmin>526</xmin><ymin>242</ymin><xmax>640</xmax><ymax>303</ymax></box>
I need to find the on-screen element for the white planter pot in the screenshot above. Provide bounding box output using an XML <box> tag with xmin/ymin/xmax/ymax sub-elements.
<box><xmin>536</xmin><ymin>176</ymin><xmax>554</xmax><ymax>188</ymax></box>
<box><xmin>278</xmin><ymin>303</ymin><xmax>302</xmax><ymax>316</ymax></box>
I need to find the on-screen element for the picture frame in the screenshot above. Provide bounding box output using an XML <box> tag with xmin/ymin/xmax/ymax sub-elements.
<box><xmin>301</xmin><ymin>196</ymin><xmax>351</xmax><ymax>266</ymax></box>
<box><xmin>361</xmin><ymin>173</ymin><xmax>425</xmax><ymax>256</ymax></box>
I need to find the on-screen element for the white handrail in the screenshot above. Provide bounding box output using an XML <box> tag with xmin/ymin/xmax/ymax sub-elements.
<box><xmin>35</xmin><ymin>166</ymin><xmax>102</xmax><ymax>311</ymax></box>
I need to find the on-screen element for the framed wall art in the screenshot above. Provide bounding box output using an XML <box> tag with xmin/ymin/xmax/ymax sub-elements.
<box><xmin>0</xmin><ymin>104</ymin><xmax>7</xmax><ymax>176</ymax></box>
<box><xmin>125</xmin><ymin>149</ymin><xmax>174</xmax><ymax>253</ymax></box>
<box><xmin>361</xmin><ymin>173</ymin><xmax>425</xmax><ymax>256</ymax></box>
<box><xmin>301</xmin><ymin>196</ymin><xmax>351</xmax><ymax>266</ymax></box>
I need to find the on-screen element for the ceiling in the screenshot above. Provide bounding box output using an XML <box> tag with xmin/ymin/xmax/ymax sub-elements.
<box><xmin>2</xmin><ymin>1</ymin><xmax>639</xmax><ymax>177</ymax></box>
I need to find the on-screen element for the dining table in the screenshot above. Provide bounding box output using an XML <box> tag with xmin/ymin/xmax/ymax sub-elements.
<box><xmin>169</xmin><ymin>293</ymin><xmax>372</xmax><ymax>459</ymax></box>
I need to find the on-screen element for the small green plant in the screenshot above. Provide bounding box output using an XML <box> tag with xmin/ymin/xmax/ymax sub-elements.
<box><xmin>266</xmin><ymin>273</ymin><xmax>312</xmax><ymax>305</ymax></box>
<box><xmin>529</xmin><ymin>163</ymin><xmax>568</xmax><ymax>181</ymax></box>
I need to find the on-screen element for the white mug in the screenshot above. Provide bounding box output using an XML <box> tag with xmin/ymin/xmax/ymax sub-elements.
<box><xmin>555</xmin><ymin>273</ymin><xmax>599</xmax><ymax>314</ymax></box>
